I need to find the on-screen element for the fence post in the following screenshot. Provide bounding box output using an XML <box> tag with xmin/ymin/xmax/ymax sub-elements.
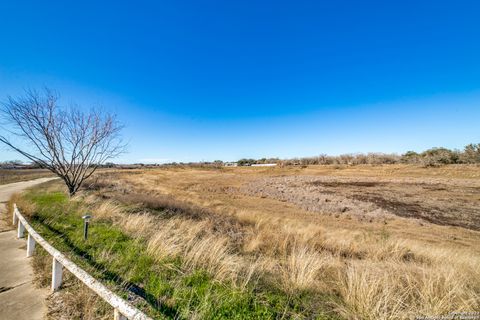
<box><xmin>27</xmin><ymin>233</ymin><xmax>36</xmax><ymax>257</ymax></box>
<box><xmin>51</xmin><ymin>258</ymin><xmax>63</xmax><ymax>292</ymax></box>
<box><xmin>13</xmin><ymin>203</ymin><xmax>152</xmax><ymax>320</ymax></box>
<box><xmin>114</xmin><ymin>308</ymin><xmax>128</xmax><ymax>320</ymax></box>
<box><xmin>13</xmin><ymin>206</ymin><xmax>18</xmax><ymax>225</ymax></box>
<box><xmin>17</xmin><ymin>221</ymin><xmax>25</xmax><ymax>238</ymax></box>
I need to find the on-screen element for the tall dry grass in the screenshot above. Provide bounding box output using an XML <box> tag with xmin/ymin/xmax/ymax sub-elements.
<box><xmin>339</xmin><ymin>260</ymin><xmax>479</xmax><ymax>319</ymax></box>
<box><xmin>81</xmin><ymin>194</ymin><xmax>247</xmax><ymax>286</ymax></box>
<box><xmin>145</xmin><ymin>217</ymin><xmax>245</xmax><ymax>284</ymax></box>
<box><xmin>280</xmin><ymin>245</ymin><xmax>335</xmax><ymax>291</ymax></box>
<box><xmin>8</xmin><ymin>192</ymin><xmax>37</xmax><ymax>217</ymax></box>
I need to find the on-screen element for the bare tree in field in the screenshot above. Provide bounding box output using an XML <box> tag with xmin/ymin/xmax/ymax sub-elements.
<box><xmin>0</xmin><ymin>89</ymin><xmax>126</xmax><ymax>196</ymax></box>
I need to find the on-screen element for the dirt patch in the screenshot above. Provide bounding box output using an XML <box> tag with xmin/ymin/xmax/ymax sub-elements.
<box><xmin>311</xmin><ymin>181</ymin><xmax>385</xmax><ymax>188</ymax></box>
<box><xmin>242</xmin><ymin>176</ymin><xmax>480</xmax><ymax>230</ymax></box>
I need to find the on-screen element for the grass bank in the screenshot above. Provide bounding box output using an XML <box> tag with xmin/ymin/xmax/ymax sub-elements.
<box><xmin>15</xmin><ymin>182</ymin><xmax>339</xmax><ymax>319</ymax></box>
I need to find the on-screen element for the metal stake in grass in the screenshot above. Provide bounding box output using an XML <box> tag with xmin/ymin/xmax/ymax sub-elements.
<box><xmin>82</xmin><ymin>215</ymin><xmax>91</xmax><ymax>240</ymax></box>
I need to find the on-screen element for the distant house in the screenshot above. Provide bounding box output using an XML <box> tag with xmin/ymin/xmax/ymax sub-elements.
<box><xmin>251</xmin><ymin>163</ymin><xmax>277</xmax><ymax>167</ymax></box>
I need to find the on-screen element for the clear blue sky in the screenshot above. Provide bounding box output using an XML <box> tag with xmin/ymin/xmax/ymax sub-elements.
<box><xmin>0</xmin><ymin>1</ymin><xmax>479</xmax><ymax>163</ymax></box>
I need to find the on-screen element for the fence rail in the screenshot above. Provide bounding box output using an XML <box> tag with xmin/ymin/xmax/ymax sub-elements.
<box><xmin>13</xmin><ymin>204</ymin><xmax>153</xmax><ymax>320</ymax></box>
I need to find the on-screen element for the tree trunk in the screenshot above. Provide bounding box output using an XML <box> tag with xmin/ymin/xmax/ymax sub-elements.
<box><xmin>67</xmin><ymin>184</ymin><xmax>76</xmax><ymax>197</ymax></box>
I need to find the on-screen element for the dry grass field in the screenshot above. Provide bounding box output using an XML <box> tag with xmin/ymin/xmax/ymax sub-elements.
<box><xmin>78</xmin><ymin>164</ymin><xmax>480</xmax><ymax>319</ymax></box>
<box><xmin>10</xmin><ymin>164</ymin><xmax>480</xmax><ymax>319</ymax></box>
<box><xmin>0</xmin><ymin>169</ymin><xmax>53</xmax><ymax>185</ymax></box>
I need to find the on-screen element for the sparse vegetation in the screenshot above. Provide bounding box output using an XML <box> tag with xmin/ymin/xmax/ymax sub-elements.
<box><xmin>280</xmin><ymin>143</ymin><xmax>480</xmax><ymax>167</ymax></box>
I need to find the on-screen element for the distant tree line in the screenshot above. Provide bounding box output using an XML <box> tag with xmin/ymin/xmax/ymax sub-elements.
<box><xmin>5</xmin><ymin>143</ymin><xmax>479</xmax><ymax>169</ymax></box>
<box><xmin>83</xmin><ymin>143</ymin><xmax>480</xmax><ymax>167</ymax></box>
<box><xmin>280</xmin><ymin>143</ymin><xmax>480</xmax><ymax>167</ymax></box>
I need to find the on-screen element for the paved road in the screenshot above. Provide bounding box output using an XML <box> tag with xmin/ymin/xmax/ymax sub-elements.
<box><xmin>0</xmin><ymin>178</ymin><xmax>56</xmax><ymax>320</ymax></box>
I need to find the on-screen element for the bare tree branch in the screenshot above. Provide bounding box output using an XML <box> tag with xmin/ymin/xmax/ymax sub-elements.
<box><xmin>0</xmin><ymin>88</ymin><xmax>127</xmax><ymax>196</ymax></box>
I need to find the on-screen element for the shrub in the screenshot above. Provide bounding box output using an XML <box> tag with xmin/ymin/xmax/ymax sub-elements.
<box><xmin>420</xmin><ymin>148</ymin><xmax>460</xmax><ymax>166</ymax></box>
<box><xmin>461</xmin><ymin>143</ymin><xmax>480</xmax><ymax>164</ymax></box>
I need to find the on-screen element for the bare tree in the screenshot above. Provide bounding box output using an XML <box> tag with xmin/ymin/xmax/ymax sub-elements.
<box><xmin>0</xmin><ymin>89</ymin><xmax>126</xmax><ymax>196</ymax></box>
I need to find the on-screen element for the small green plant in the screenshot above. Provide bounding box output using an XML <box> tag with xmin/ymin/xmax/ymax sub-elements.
<box><xmin>380</xmin><ymin>226</ymin><xmax>390</xmax><ymax>242</ymax></box>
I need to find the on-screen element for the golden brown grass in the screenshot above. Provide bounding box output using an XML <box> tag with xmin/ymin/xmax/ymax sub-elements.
<box><xmin>144</xmin><ymin>217</ymin><xmax>245</xmax><ymax>284</ymax></box>
<box><xmin>7</xmin><ymin>192</ymin><xmax>37</xmax><ymax>218</ymax></box>
<box><xmin>339</xmin><ymin>260</ymin><xmax>479</xmax><ymax>319</ymax></box>
<box><xmin>46</xmin><ymin>281</ymin><xmax>111</xmax><ymax>320</ymax></box>
<box><xmin>0</xmin><ymin>168</ymin><xmax>53</xmax><ymax>185</ymax></box>
<box><xmin>77</xmin><ymin>165</ymin><xmax>480</xmax><ymax>319</ymax></box>
<box><xmin>281</xmin><ymin>245</ymin><xmax>335</xmax><ymax>291</ymax></box>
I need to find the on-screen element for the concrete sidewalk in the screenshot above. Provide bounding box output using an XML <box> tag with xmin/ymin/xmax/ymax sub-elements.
<box><xmin>0</xmin><ymin>178</ymin><xmax>55</xmax><ymax>320</ymax></box>
<box><xmin>0</xmin><ymin>229</ymin><xmax>47</xmax><ymax>320</ymax></box>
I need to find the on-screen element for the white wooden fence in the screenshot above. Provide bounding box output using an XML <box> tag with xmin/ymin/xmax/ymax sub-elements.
<box><xmin>12</xmin><ymin>204</ymin><xmax>153</xmax><ymax>320</ymax></box>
